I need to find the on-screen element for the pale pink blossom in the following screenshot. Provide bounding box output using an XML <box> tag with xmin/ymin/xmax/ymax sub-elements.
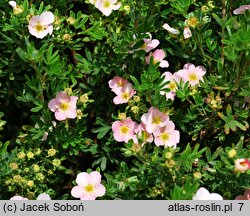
<box><xmin>141</xmin><ymin>107</ymin><xmax>169</xmax><ymax>133</ymax></box>
<box><xmin>234</xmin><ymin>158</ymin><xmax>250</xmax><ymax>173</ymax></box>
<box><xmin>71</xmin><ymin>171</ymin><xmax>105</xmax><ymax>200</ymax></box>
<box><xmin>141</xmin><ymin>33</ymin><xmax>160</xmax><ymax>53</ymax></box>
<box><xmin>183</xmin><ymin>26</ymin><xmax>192</xmax><ymax>39</ymax></box>
<box><xmin>233</xmin><ymin>5</ymin><xmax>250</xmax><ymax>15</ymax></box>
<box><xmin>112</xmin><ymin>118</ymin><xmax>137</xmax><ymax>143</ymax></box>
<box><xmin>162</xmin><ymin>23</ymin><xmax>180</xmax><ymax>35</ymax></box>
<box><xmin>176</xmin><ymin>63</ymin><xmax>206</xmax><ymax>86</ymax></box>
<box><xmin>145</xmin><ymin>49</ymin><xmax>169</xmax><ymax>68</ymax></box>
<box><xmin>10</xmin><ymin>195</ymin><xmax>29</xmax><ymax>200</ymax></box>
<box><xmin>37</xmin><ymin>193</ymin><xmax>51</xmax><ymax>200</ymax></box>
<box><xmin>108</xmin><ymin>76</ymin><xmax>129</xmax><ymax>95</ymax></box>
<box><xmin>160</xmin><ymin>72</ymin><xmax>180</xmax><ymax>101</ymax></box>
<box><xmin>235</xmin><ymin>189</ymin><xmax>250</xmax><ymax>200</ymax></box>
<box><xmin>28</xmin><ymin>11</ymin><xmax>55</xmax><ymax>39</ymax></box>
<box><xmin>113</xmin><ymin>83</ymin><xmax>136</xmax><ymax>104</ymax></box>
<box><xmin>193</xmin><ymin>187</ymin><xmax>223</xmax><ymax>200</ymax></box>
<box><xmin>153</xmin><ymin>121</ymin><xmax>180</xmax><ymax>148</ymax></box>
<box><xmin>94</xmin><ymin>0</ymin><xmax>121</xmax><ymax>16</ymax></box>
<box><xmin>134</xmin><ymin>123</ymin><xmax>153</xmax><ymax>144</ymax></box>
<box><xmin>48</xmin><ymin>91</ymin><xmax>78</xmax><ymax>121</ymax></box>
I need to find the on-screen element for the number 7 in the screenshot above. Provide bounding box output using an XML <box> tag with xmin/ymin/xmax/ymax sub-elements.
<box><xmin>238</xmin><ymin>203</ymin><xmax>244</xmax><ymax>211</ymax></box>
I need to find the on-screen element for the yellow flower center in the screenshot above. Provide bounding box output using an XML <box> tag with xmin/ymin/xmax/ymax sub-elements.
<box><xmin>153</xmin><ymin>58</ymin><xmax>158</xmax><ymax>64</ymax></box>
<box><xmin>160</xmin><ymin>132</ymin><xmax>169</xmax><ymax>141</ymax></box>
<box><xmin>169</xmin><ymin>82</ymin><xmax>177</xmax><ymax>91</ymax></box>
<box><xmin>35</xmin><ymin>22</ymin><xmax>45</xmax><ymax>32</ymax></box>
<box><xmin>120</xmin><ymin>125</ymin><xmax>129</xmax><ymax>134</ymax></box>
<box><xmin>121</xmin><ymin>92</ymin><xmax>129</xmax><ymax>100</ymax></box>
<box><xmin>59</xmin><ymin>103</ymin><xmax>69</xmax><ymax>111</ymax></box>
<box><xmin>152</xmin><ymin>116</ymin><xmax>161</xmax><ymax>125</ymax></box>
<box><xmin>84</xmin><ymin>184</ymin><xmax>94</xmax><ymax>193</ymax></box>
<box><xmin>188</xmin><ymin>72</ymin><xmax>198</xmax><ymax>81</ymax></box>
<box><xmin>103</xmin><ymin>1</ymin><xmax>110</xmax><ymax>8</ymax></box>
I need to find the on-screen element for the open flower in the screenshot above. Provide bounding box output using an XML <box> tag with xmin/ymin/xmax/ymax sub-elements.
<box><xmin>134</xmin><ymin>123</ymin><xmax>154</xmax><ymax>144</ymax></box>
<box><xmin>141</xmin><ymin>107</ymin><xmax>169</xmax><ymax>133</ymax></box>
<box><xmin>235</xmin><ymin>189</ymin><xmax>250</xmax><ymax>200</ymax></box>
<box><xmin>160</xmin><ymin>72</ymin><xmax>180</xmax><ymax>101</ymax></box>
<box><xmin>37</xmin><ymin>193</ymin><xmax>51</xmax><ymax>200</ymax></box>
<box><xmin>108</xmin><ymin>76</ymin><xmax>129</xmax><ymax>95</ymax></box>
<box><xmin>153</xmin><ymin>121</ymin><xmax>180</xmax><ymax>148</ymax></box>
<box><xmin>10</xmin><ymin>195</ymin><xmax>29</xmax><ymax>200</ymax></box>
<box><xmin>145</xmin><ymin>49</ymin><xmax>169</xmax><ymax>68</ymax></box>
<box><xmin>193</xmin><ymin>187</ymin><xmax>223</xmax><ymax>200</ymax></box>
<box><xmin>162</xmin><ymin>23</ymin><xmax>180</xmax><ymax>35</ymax></box>
<box><xmin>234</xmin><ymin>158</ymin><xmax>250</xmax><ymax>173</ymax></box>
<box><xmin>28</xmin><ymin>11</ymin><xmax>55</xmax><ymax>39</ymax></box>
<box><xmin>112</xmin><ymin>118</ymin><xmax>137</xmax><ymax>143</ymax></box>
<box><xmin>176</xmin><ymin>63</ymin><xmax>206</xmax><ymax>86</ymax></box>
<box><xmin>48</xmin><ymin>91</ymin><xmax>78</xmax><ymax>121</ymax></box>
<box><xmin>141</xmin><ymin>33</ymin><xmax>160</xmax><ymax>53</ymax></box>
<box><xmin>71</xmin><ymin>171</ymin><xmax>105</xmax><ymax>200</ymax></box>
<box><xmin>233</xmin><ymin>5</ymin><xmax>250</xmax><ymax>15</ymax></box>
<box><xmin>94</xmin><ymin>0</ymin><xmax>121</xmax><ymax>16</ymax></box>
<box><xmin>113</xmin><ymin>83</ymin><xmax>136</xmax><ymax>104</ymax></box>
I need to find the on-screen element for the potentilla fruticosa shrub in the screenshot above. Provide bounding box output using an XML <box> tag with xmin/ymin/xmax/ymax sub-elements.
<box><xmin>0</xmin><ymin>0</ymin><xmax>249</xmax><ymax>200</ymax></box>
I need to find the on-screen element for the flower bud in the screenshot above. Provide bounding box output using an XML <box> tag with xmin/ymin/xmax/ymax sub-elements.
<box><xmin>52</xmin><ymin>158</ymin><xmax>61</xmax><ymax>167</ymax></box>
<box><xmin>27</xmin><ymin>152</ymin><xmax>34</xmax><ymax>159</ymax></box>
<box><xmin>9</xmin><ymin>162</ymin><xmax>18</xmax><ymax>170</ymax></box>
<box><xmin>193</xmin><ymin>171</ymin><xmax>202</xmax><ymax>179</ymax></box>
<box><xmin>227</xmin><ymin>149</ymin><xmax>237</xmax><ymax>158</ymax></box>
<box><xmin>133</xmin><ymin>95</ymin><xmax>140</xmax><ymax>102</ymax></box>
<box><xmin>165</xmin><ymin>159</ymin><xmax>175</xmax><ymax>168</ymax></box>
<box><xmin>48</xmin><ymin>148</ymin><xmax>57</xmax><ymax>157</ymax></box>
<box><xmin>17</xmin><ymin>151</ymin><xmax>26</xmax><ymax>159</ymax></box>
<box><xmin>63</xmin><ymin>33</ymin><xmax>71</xmax><ymax>41</ymax></box>
<box><xmin>36</xmin><ymin>173</ymin><xmax>45</xmax><ymax>182</ymax></box>
<box><xmin>33</xmin><ymin>164</ymin><xmax>40</xmax><ymax>172</ymax></box>
<box><xmin>27</xmin><ymin>180</ymin><xmax>34</xmax><ymax>187</ymax></box>
<box><xmin>80</xmin><ymin>94</ymin><xmax>89</xmax><ymax>103</ymax></box>
<box><xmin>131</xmin><ymin>106</ymin><xmax>139</xmax><ymax>114</ymax></box>
<box><xmin>67</xmin><ymin>17</ymin><xmax>75</xmax><ymax>25</ymax></box>
<box><xmin>165</xmin><ymin>152</ymin><xmax>173</xmax><ymax>159</ymax></box>
<box><xmin>118</xmin><ymin>112</ymin><xmax>126</xmax><ymax>120</ymax></box>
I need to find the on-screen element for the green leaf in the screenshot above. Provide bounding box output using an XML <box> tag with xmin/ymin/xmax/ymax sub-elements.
<box><xmin>30</xmin><ymin>104</ymin><xmax>43</xmax><ymax>112</ymax></box>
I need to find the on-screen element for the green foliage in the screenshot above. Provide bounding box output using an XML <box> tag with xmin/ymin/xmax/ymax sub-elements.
<box><xmin>0</xmin><ymin>0</ymin><xmax>249</xmax><ymax>200</ymax></box>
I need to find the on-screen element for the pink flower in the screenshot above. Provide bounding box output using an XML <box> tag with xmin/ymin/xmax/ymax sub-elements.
<box><xmin>153</xmin><ymin>121</ymin><xmax>180</xmax><ymax>148</ymax></box>
<box><xmin>28</xmin><ymin>11</ymin><xmax>55</xmax><ymax>39</ymax></box>
<box><xmin>10</xmin><ymin>196</ymin><xmax>29</xmax><ymax>200</ymax></box>
<box><xmin>108</xmin><ymin>76</ymin><xmax>129</xmax><ymax>94</ymax></box>
<box><xmin>162</xmin><ymin>23</ymin><xmax>180</xmax><ymax>35</ymax></box>
<box><xmin>176</xmin><ymin>63</ymin><xmax>206</xmax><ymax>86</ymax></box>
<box><xmin>113</xmin><ymin>83</ymin><xmax>136</xmax><ymax>104</ymax></box>
<box><xmin>233</xmin><ymin>5</ymin><xmax>250</xmax><ymax>15</ymax></box>
<box><xmin>48</xmin><ymin>91</ymin><xmax>78</xmax><ymax>121</ymax></box>
<box><xmin>94</xmin><ymin>0</ymin><xmax>121</xmax><ymax>16</ymax></box>
<box><xmin>141</xmin><ymin>107</ymin><xmax>169</xmax><ymax>133</ymax></box>
<box><xmin>145</xmin><ymin>49</ymin><xmax>169</xmax><ymax>68</ymax></box>
<box><xmin>36</xmin><ymin>193</ymin><xmax>51</xmax><ymax>200</ymax></box>
<box><xmin>235</xmin><ymin>189</ymin><xmax>250</xmax><ymax>200</ymax></box>
<box><xmin>193</xmin><ymin>187</ymin><xmax>223</xmax><ymax>200</ymax></box>
<box><xmin>141</xmin><ymin>33</ymin><xmax>160</xmax><ymax>53</ymax></box>
<box><xmin>112</xmin><ymin>118</ymin><xmax>137</xmax><ymax>143</ymax></box>
<box><xmin>183</xmin><ymin>26</ymin><xmax>192</xmax><ymax>39</ymax></box>
<box><xmin>234</xmin><ymin>158</ymin><xmax>250</xmax><ymax>173</ymax></box>
<box><xmin>71</xmin><ymin>171</ymin><xmax>105</xmax><ymax>200</ymax></box>
<box><xmin>134</xmin><ymin>123</ymin><xmax>153</xmax><ymax>144</ymax></box>
<box><xmin>160</xmin><ymin>72</ymin><xmax>180</xmax><ymax>101</ymax></box>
